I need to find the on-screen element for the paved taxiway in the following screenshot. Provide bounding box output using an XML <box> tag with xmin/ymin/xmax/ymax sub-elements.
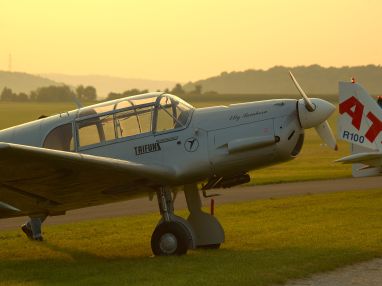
<box><xmin>286</xmin><ymin>258</ymin><xmax>382</xmax><ymax>286</ymax></box>
<box><xmin>0</xmin><ymin>176</ymin><xmax>381</xmax><ymax>230</ymax></box>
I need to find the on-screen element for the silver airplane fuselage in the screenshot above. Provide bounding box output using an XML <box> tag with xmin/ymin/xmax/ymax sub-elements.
<box><xmin>0</xmin><ymin>94</ymin><xmax>313</xmax><ymax>188</ymax></box>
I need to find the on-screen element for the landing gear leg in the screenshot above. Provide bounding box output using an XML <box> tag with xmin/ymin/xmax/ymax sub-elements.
<box><xmin>21</xmin><ymin>215</ymin><xmax>47</xmax><ymax>241</ymax></box>
<box><xmin>151</xmin><ymin>186</ymin><xmax>196</xmax><ymax>256</ymax></box>
<box><xmin>184</xmin><ymin>184</ymin><xmax>225</xmax><ymax>248</ymax></box>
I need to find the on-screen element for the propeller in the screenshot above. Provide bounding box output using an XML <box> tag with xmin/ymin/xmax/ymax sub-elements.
<box><xmin>315</xmin><ymin>121</ymin><xmax>338</xmax><ymax>150</ymax></box>
<box><xmin>289</xmin><ymin>71</ymin><xmax>338</xmax><ymax>150</ymax></box>
<box><xmin>289</xmin><ymin>71</ymin><xmax>315</xmax><ymax>112</ymax></box>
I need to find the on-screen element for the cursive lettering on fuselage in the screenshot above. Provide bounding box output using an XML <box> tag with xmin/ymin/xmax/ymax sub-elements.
<box><xmin>229</xmin><ymin>110</ymin><xmax>268</xmax><ymax>121</ymax></box>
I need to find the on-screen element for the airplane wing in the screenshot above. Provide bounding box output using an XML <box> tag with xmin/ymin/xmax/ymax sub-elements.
<box><xmin>335</xmin><ymin>152</ymin><xmax>382</xmax><ymax>168</ymax></box>
<box><xmin>0</xmin><ymin>142</ymin><xmax>176</xmax><ymax>219</ymax></box>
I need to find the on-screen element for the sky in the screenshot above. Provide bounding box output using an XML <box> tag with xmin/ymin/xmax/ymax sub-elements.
<box><xmin>1</xmin><ymin>0</ymin><xmax>382</xmax><ymax>82</ymax></box>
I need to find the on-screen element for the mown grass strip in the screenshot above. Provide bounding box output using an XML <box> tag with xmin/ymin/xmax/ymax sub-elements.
<box><xmin>1</xmin><ymin>189</ymin><xmax>382</xmax><ymax>285</ymax></box>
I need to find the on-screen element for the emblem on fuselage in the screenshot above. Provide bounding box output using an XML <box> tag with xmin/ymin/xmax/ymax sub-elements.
<box><xmin>184</xmin><ymin>137</ymin><xmax>199</xmax><ymax>152</ymax></box>
<box><xmin>134</xmin><ymin>143</ymin><xmax>161</xmax><ymax>156</ymax></box>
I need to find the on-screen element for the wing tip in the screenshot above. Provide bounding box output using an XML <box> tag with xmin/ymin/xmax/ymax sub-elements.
<box><xmin>0</xmin><ymin>142</ymin><xmax>10</xmax><ymax>149</ymax></box>
<box><xmin>0</xmin><ymin>201</ymin><xmax>21</xmax><ymax>212</ymax></box>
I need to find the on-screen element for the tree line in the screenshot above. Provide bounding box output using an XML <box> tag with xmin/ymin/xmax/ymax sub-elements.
<box><xmin>183</xmin><ymin>64</ymin><xmax>382</xmax><ymax>95</ymax></box>
<box><xmin>105</xmin><ymin>83</ymin><xmax>207</xmax><ymax>101</ymax></box>
<box><xmin>0</xmin><ymin>85</ymin><xmax>97</xmax><ymax>102</ymax></box>
<box><xmin>1</xmin><ymin>82</ymin><xmax>214</xmax><ymax>103</ymax></box>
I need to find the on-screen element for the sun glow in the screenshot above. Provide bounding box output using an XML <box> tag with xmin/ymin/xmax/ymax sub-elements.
<box><xmin>1</xmin><ymin>0</ymin><xmax>382</xmax><ymax>81</ymax></box>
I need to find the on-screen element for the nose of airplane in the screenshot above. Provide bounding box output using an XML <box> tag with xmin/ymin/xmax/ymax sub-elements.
<box><xmin>297</xmin><ymin>98</ymin><xmax>336</xmax><ymax>129</ymax></box>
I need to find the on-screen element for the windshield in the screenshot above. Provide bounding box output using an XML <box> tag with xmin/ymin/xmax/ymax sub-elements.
<box><xmin>154</xmin><ymin>94</ymin><xmax>193</xmax><ymax>132</ymax></box>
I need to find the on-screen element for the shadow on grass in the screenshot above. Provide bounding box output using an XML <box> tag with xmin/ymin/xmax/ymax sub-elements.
<box><xmin>0</xmin><ymin>243</ymin><xmax>379</xmax><ymax>286</ymax></box>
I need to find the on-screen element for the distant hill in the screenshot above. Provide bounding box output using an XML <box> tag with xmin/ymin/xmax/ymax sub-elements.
<box><xmin>42</xmin><ymin>74</ymin><xmax>177</xmax><ymax>99</ymax></box>
<box><xmin>0</xmin><ymin>71</ymin><xmax>59</xmax><ymax>94</ymax></box>
<box><xmin>183</xmin><ymin>65</ymin><xmax>382</xmax><ymax>95</ymax></box>
<box><xmin>3</xmin><ymin>66</ymin><xmax>382</xmax><ymax>100</ymax></box>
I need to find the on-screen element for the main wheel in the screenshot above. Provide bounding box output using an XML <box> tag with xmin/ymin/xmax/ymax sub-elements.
<box><xmin>151</xmin><ymin>221</ymin><xmax>191</xmax><ymax>256</ymax></box>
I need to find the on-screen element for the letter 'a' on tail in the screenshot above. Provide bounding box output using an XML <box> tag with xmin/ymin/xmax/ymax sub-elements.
<box><xmin>337</xmin><ymin>80</ymin><xmax>382</xmax><ymax>177</ymax></box>
<box><xmin>338</xmin><ymin>81</ymin><xmax>382</xmax><ymax>151</ymax></box>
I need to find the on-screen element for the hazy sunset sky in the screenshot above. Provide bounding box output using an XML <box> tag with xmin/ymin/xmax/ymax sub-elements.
<box><xmin>1</xmin><ymin>0</ymin><xmax>381</xmax><ymax>82</ymax></box>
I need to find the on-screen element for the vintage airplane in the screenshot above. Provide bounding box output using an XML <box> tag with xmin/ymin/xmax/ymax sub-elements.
<box><xmin>336</xmin><ymin>79</ymin><xmax>382</xmax><ymax>177</ymax></box>
<box><xmin>0</xmin><ymin>72</ymin><xmax>337</xmax><ymax>255</ymax></box>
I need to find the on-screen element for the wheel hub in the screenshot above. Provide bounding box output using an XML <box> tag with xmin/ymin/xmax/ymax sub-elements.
<box><xmin>159</xmin><ymin>233</ymin><xmax>178</xmax><ymax>254</ymax></box>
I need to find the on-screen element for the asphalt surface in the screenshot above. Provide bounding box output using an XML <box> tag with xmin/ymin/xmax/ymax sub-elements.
<box><xmin>285</xmin><ymin>258</ymin><xmax>382</xmax><ymax>286</ymax></box>
<box><xmin>0</xmin><ymin>176</ymin><xmax>381</xmax><ymax>230</ymax></box>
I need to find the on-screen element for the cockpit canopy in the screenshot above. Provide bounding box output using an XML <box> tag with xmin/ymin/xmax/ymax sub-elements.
<box><xmin>43</xmin><ymin>93</ymin><xmax>194</xmax><ymax>151</ymax></box>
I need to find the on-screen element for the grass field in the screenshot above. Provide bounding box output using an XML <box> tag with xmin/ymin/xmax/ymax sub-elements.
<box><xmin>0</xmin><ymin>96</ymin><xmax>351</xmax><ymax>186</ymax></box>
<box><xmin>1</xmin><ymin>189</ymin><xmax>382</xmax><ymax>285</ymax></box>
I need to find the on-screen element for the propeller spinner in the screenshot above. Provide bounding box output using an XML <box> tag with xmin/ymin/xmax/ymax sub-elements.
<box><xmin>289</xmin><ymin>71</ymin><xmax>338</xmax><ymax>150</ymax></box>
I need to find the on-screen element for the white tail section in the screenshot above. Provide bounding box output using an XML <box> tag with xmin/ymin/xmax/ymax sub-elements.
<box><xmin>338</xmin><ymin>81</ymin><xmax>382</xmax><ymax>151</ymax></box>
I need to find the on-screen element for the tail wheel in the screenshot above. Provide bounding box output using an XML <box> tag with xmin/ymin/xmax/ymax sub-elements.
<box><xmin>151</xmin><ymin>221</ymin><xmax>191</xmax><ymax>256</ymax></box>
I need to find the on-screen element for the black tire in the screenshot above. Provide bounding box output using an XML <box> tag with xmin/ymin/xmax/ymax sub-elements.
<box><xmin>151</xmin><ymin>221</ymin><xmax>190</xmax><ymax>256</ymax></box>
<box><xmin>198</xmin><ymin>243</ymin><xmax>221</xmax><ymax>249</ymax></box>
<box><xmin>21</xmin><ymin>224</ymin><xmax>33</xmax><ymax>240</ymax></box>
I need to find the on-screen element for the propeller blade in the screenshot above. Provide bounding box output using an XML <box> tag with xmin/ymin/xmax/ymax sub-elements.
<box><xmin>289</xmin><ymin>71</ymin><xmax>315</xmax><ymax>112</ymax></box>
<box><xmin>315</xmin><ymin>120</ymin><xmax>338</xmax><ymax>150</ymax></box>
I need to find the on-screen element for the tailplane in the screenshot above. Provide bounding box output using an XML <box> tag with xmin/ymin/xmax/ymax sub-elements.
<box><xmin>349</xmin><ymin>144</ymin><xmax>382</xmax><ymax>177</ymax></box>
